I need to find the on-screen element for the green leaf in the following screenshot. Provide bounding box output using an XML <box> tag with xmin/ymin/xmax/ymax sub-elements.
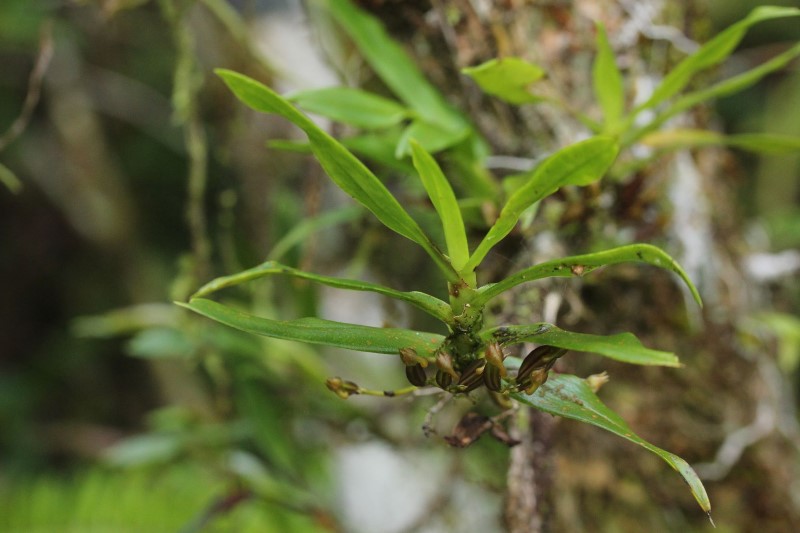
<box><xmin>216</xmin><ymin>69</ymin><xmax>459</xmax><ymax>282</ymax></box>
<box><xmin>592</xmin><ymin>23</ymin><xmax>624</xmax><ymax>131</ymax></box>
<box><xmin>268</xmin><ymin>206</ymin><xmax>364</xmax><ymax>261</ymax></box>
<box><xmin>642</xmin><ymin>129</ymin><xmax>800</xmax><ymax>155</ymax></box>
<box><xmin>628</xmin><ymin>41</ymin><xmax>800</xmax><ymax>145</ymax></box>
<box><xmin>409</xmin><ymin>140</ymin><xmax>470</xmax><ymax>272</ymax></box>
<box><xmin>192</xmin><ymin>260</ymin><xmax>452</xmax><ymax>322</ymax></box>
<box><xmin>464</xmin><ymin>136</ymin><xmax>619</xmax><ymax>271</ymax></box>
<box><xmin>473</xmin><ymin>243</ymin><xmax>702</xmax><ymax>308</ymax></box>
<box><xmin>461</xmin><ymin>57</ymin><xmax>546</xmax><ymax>105</ymax></box>
<box><xmin>287</xmin><ymin>87</ymin><xmax>409</xmax><ymax>129</ymax></box>
<box><xmin>481</xmin><ymin>324</ymin><xmax>680</xmax><ymax>366</ymax></box>
<box><xmin>395</xmin><ymin>120</ymin><xmax>470</xmax><ymax>157</ymax></box>
<box><xmin>179</xmin><ymin>298</ymin><xmax>445</xmax><ymax>357</ymax></box>
<box><xmin>0</xmin><ymin>161</ymin><xmax>22</xmax><ymax>193</ymax></box>
<box><xmin>320</xmin><ymin>0</ymin><xmax>468</xmax><ymax>135</ymax></box>
<box><xmin>126</xmin><ymin>328</ymin><xmax>194</xmax><ymax>359</ymax></box>
<box><xmin>638</xmin><ymin>5</ymin><xmax>800</xmax><ymax>112</ymax></box>
<box><xmin>341</xmin><ymin>130</ymin><xmax>416</xmax><ymax>172</ymax></box>
<box><xmin>513</xmin><ymin>373</ymin><xmax>711</xmax><ymax>514</ymax></box>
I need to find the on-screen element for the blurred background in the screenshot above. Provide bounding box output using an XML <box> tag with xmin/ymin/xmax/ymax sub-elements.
<box><xmin>0</xmin><ymin>0</ymin><xmax>799</xmax><ymax>531</ymax></box>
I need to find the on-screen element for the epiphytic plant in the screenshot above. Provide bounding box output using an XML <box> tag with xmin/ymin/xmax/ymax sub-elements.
<box><xmin>180</xmin><ymin>0</ymin><xmax>800</xmax><ymax>522</ymax></box>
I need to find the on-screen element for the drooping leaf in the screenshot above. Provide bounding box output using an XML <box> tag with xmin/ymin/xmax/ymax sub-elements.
<box><xmin>628</xmin><ymin>41</ymin><xmax>800</xmax><ymax>145</ymax></box>
<box><xmin>287</xmin><ymin>87</ymin><xmax>409</xmax><ymax>129</ymax></box>
<box><xmin>395</xmin><ymin>120</ymin><xmax>470</xmax><ymax>157</ymax></box>
<box><xmin>513</xmin><ymin>373</ymin><xmax>711</xmax><ymax>514</ymax></box>
<box><xmin>642</xmin><ymin>129</ymin><xmax>800</xmax><ymax>155</ymax></box>
<box><xmin>592</xmin><ymin>23</ymin><xmax>624</xmax><ymax>131</ymax></box>
<box><xmin>216</xmin><ymin>69</ymin><xmax>458</xmax><ymax>281</ymax></box>
<box><xmin>461</xmin><ymin>57</ymin><xmax>546</xmax><ymax>105</ymax></box>
<box><xmin>192</xmin><ymin>260</ymin><xmax>452</xmax><ymax>322</ymax></box>
<box><xmin>481</xmin><ymin>324</ymin><xmax>680</xmax><ymax>366</ymax></box>
<box><xmin>319</xmin><ymin>0</ymin><xmax>469</xmax><ymax>135</ymax></box>
<box><xmin>473</xmin><ymin>243</ymin><xmax>702</xmax><ymax>308</ymax></box>
<box><xmin>637</xmin><ymin>5</ymin><xmax>800</xmax><ymax>112</ymax></box>
<box><xmin>464</xmin><ymin>136</ymin><xmax>619</xmax><ymax>271</ymax></box>
<box><xmin>409</xmin><ymin>140</ymin><xmax>470</xmax><ymax>272</ymax></box>
<box><xmin>180</xmin><ymin>298</ymin><xmax>445</xmax><ymax>357</ymax></box>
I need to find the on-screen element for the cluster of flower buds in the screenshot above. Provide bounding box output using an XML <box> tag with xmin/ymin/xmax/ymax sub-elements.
<box><xmin>398</xmin><ymin>343</ymin><xmax>567</xmax><ymax>396</ymax></box>
<box><xmin>516</xmin><ymin>345</ymin><xmax>567</xmax><ymax>394</ymax></box>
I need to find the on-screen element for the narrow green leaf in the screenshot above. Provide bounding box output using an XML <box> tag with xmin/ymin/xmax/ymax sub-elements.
<box><xmin>266</xmin><ymin>139</ymin><xmax>314</xmax><ymax>153</ymax></box>
<box><xmin>638</xmin><ymin>5</ymin><xmax>800</xmax><ymax>112</ymax></box>
<box><xmin>0</xmin><ymin>162</ymin><xmax>22</xmax><ymax>193</ymax></box>
<box><xmin>268</xmin><ymin>206</ymin><xmax>363</xmax><ymax>261</ymax></box>
<box><xmin>287</xmin><ymin>87</ymin><xmax>409</xmax><ymax>129</ymax></box>
<box><xmin>642</xmin><ymin>129</ymin><xmax>800</xmax><ymax>155</ymax></box>
<box><xmin>341</xmin><ymin>130</ymin><xmax>416</xmax><ymax>173</ymax></box>
<box><xmin>464</xmin><ymin>137</ymin><xmax>619</xmax><ymax>271</ymax></box>
<box><xmin>513</xmin><ymin>373</ymin><xmax>711</xmax><ymax>514</ymax></box>
<box><xmin>269</xmin><ymin>131</ymin><xmax>418</xmax><ymax>173</ymax></box>
<box><xmin>395</xmin><ymin>120</ymin><xmax>470</xmax><ymax>157</ymax></box>
<box><xmin>628</xmin><ymin>42</ymin><xmax>800</xmax><ymax>145</ymax></box>
<box><xmin>192</xmin><ymin>260</ymin><xmax>452</xmax><ymax>322</ymax></box>
<box><xmin>409</xmin><ymin>140</ymin><xmax>470</xmax><ymax>272</ymax></box>
<box><xmin>592</xmin><ymin>23</ymin><xmax>624</xmax><ymax>131</ymax></box>
<box><xmin>320</xmin><ymin>0</ymin><xmax>468</xmax><ymax>135</ymax></box>
<box><xmin>179</xmin><ymin>298</ymin><xmax>445</xmax><ymax>357</ymax></box>
<box><xmin>461</xmin><ymin>57</ymin><xmax>546</xmax><ymax>105</ymax></box>
<box><xmin>481</xmin><ymin>324</ymin><xmax>680</xmax><ymax>366</ymax></box>
<box><xmin>473</xmin><ymin>243</ymin><xmax>702</xmax><ymax>308</ymax></box>
<box><xmin>216</xmin><ymin>69</ymin><xmax>459</xmax><ymax>282</ymax></box>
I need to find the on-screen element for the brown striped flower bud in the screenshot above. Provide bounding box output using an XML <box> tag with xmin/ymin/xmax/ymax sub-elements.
<box><xmin>517</xmin><ymin>345</ymin><xmax>567</xmax><ymax>380</ymax></box>
<box><xmin>435</xmin><ymin>369</ymin><xmax>453</xmax><ymax>389</ymax></box>
<box><xmin>483</xmin><ymin>362</ymin><xmax>502</xmax><ymax>392</ymax></box>
<box><xmin>457</xmin><ymin>359</ymin><xmax>486</xmax><ymax>393</ymax></box>
<box><xmin>405</xmin><ymin>364</ymin><xmax>428</xmax><ymax>387</ymax></box>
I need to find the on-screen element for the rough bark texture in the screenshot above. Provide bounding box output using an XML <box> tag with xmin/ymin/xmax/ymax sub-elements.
<box><xmin>358</xmin><ymin>1</ymin><xmax>800</xmax><ymax>531</ymax></box>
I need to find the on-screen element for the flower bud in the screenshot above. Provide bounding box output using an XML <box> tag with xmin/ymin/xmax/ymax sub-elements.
<box><xmin>517</xmin><ymin>345</ymin><xmax>567</xmax><ymax>380</ymax></box>
<box><xmin>484</xmin><ymin>343</ymin><xmax>507</xmax><ymax>377</ymax></box>
<box><xmin>434</xmin><ymin>351</ymin><xmax>459</xmax><ymax>380</ymax></box>
<box><xmin>399</xmin><ymin>347</ymin><xmax>427</xmax><ymax>367</ymax></box>
<box><xmin>326</xmin><ymin>377</ymin><xmax>360</xmax><ymax>399</ymax></box>
<box><xmin>435</xmin><ymin>369</ymin><xmax>453</xmax><ymax>389</ymax></box>
<box><xmin>457</xmin><ymin>359</ymin><xmax>486</xmax><ymax>393</ymax></box>
<box><xmin>585</xmin><ymin>371</ymin><xmax>610</xmax><ymax>392</ymax></box>
<box><xmin>483</xmin><ymin>362</ymin><xmax>502</xmax><ymax>392</ymax></box>
<box><xmin>519</xmin><ymin>367</ymin><xmax>550</xmax><ymax>395</ymax></box>
<box><xmin>405</xmin><ymin>363</ymin><xmax>428</xmax><ymax>387</ymax></box>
